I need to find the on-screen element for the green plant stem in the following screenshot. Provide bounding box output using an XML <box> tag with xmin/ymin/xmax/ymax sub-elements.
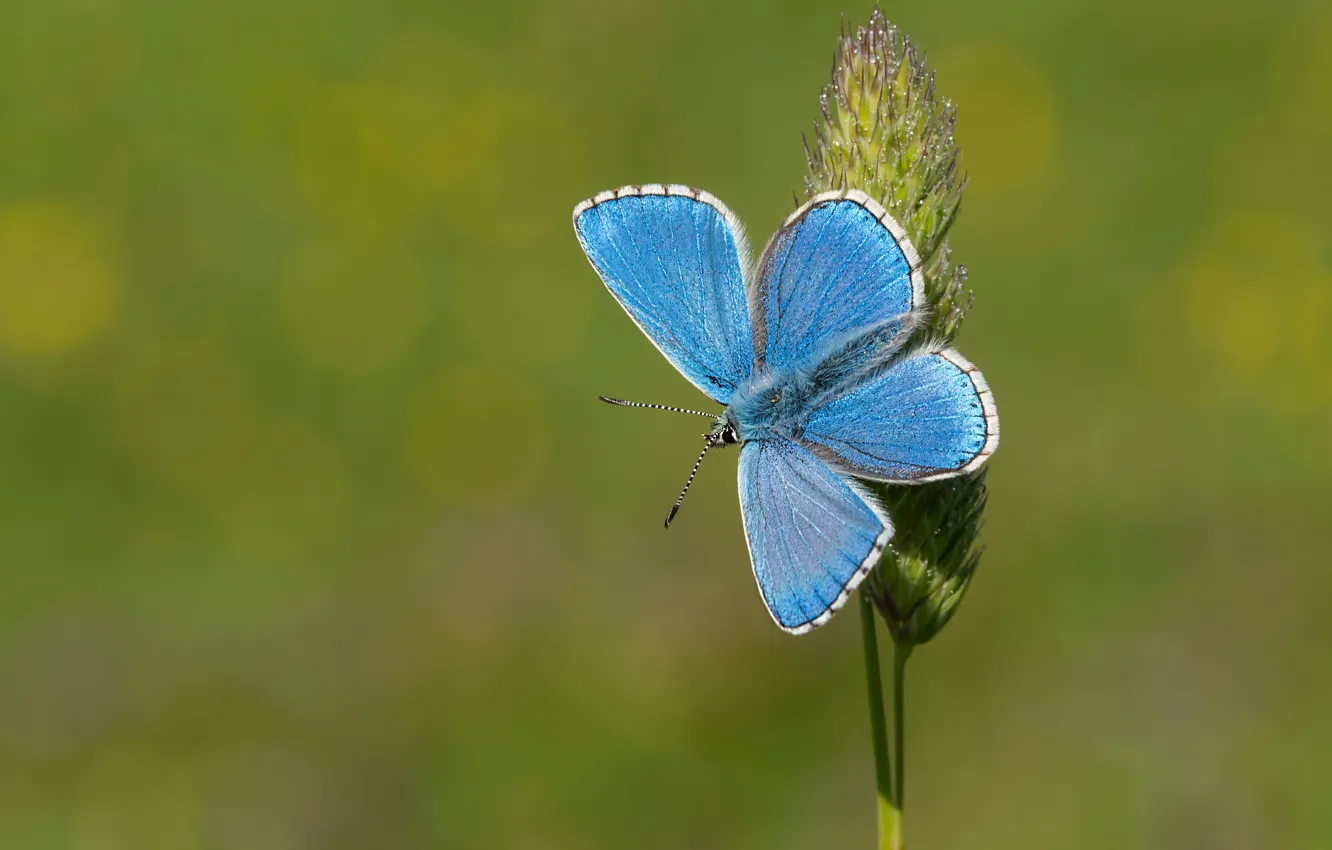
<box><xmin>860</xmin><ymin>591</ymin><xmax>899</xmax><ymax>849</ymax></box>
<box><xmin>890</xmin><ymin>641</ymin><xmax>912</xmax><ymax>850</ymax></box>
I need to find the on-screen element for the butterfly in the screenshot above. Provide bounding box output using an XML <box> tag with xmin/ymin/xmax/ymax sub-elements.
<box><xmin>573</xmin><ymin>185</ymin><xmax>998</xmax><ymax>634</ymax></box>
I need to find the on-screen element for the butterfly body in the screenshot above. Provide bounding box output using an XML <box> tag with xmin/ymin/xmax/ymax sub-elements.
<box><xmin>722</xmin><ymin>366</ymin><xmax>811</xmax><ymax>444</ymax></box>
<box><xmin>574</xmin><ymin>184</ymin><xmax>998</xmax><ymax>634</ymax></box>
<box><xmin>722</xmin><ymin>312</ymin><xmax>921</xmax><ymax>447</ymax></box>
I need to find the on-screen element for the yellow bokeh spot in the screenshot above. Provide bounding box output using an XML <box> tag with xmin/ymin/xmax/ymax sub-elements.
<box><xmin>296</xmin><ymin>40</ymin><xmax>582</xmax><ymax>247</ymax></box>
<box><xmin>440</xmin><ymin>92</ymin><xmax>585</xmax><ymax>247</ymax></box>
<box><xmin>0</xmin><ymin>202</ymin><xmax>120</xmax><ymax>358</ymax></box>
<box><xmin>404</xmin><ymin>367</ymin><xmax>548</xmax><ymax>503</ymax></box>
<box><xmin>362</xmin><ymin>32</ymin><xmax>495</xmax><ymax>190</ymax></box>
<box><xmin>935</xmin><ymin>45</ymin><xmax>1059</xmax><ymax>205</ymax></box>
<box><xmin>278</xmin><ymin>237</ymin><xmax>427</xmax><ymax>376</ymax></box>
<box><xmin>1167</xmin><ymin>213</ymin><xmax>1332</xmax><ymax>407</ymax></box>
<box><xmin>297</xmin><ymin>84</ymin><xmax>447</xmax><ymax>228</ymax></box>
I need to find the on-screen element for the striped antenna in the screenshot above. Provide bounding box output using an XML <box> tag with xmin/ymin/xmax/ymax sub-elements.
<box><xmin>665</xmin><ymin>436</ymin><xmax>716</xmax><ymax>528</ymax></box>
<box><xmin>598</xmin><ymin>395</ymin><xmax>717</xmax><ymax>418</ymax></box>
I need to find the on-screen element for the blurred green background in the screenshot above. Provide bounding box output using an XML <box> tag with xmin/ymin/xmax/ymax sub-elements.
<box><xmin>2</xmin><ymin>0</ymin><xmax>1330</xmax><ymax>848</ymax></box>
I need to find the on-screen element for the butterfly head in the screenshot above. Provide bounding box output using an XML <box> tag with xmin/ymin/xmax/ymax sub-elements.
<box><xmin>708</xmin><ymin>418</ymin><xmax>740</xmax><ymax>447</ymax></box>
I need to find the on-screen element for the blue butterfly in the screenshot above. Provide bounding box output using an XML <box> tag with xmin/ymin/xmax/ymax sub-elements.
<box><xmin>573</xmin><ymin>185</ymin><xmax>998</xmax><ymax>634</ymax></box>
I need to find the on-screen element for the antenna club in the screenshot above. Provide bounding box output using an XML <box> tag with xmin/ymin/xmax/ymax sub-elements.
<box><xmin>664</xmin><ymin>435</ymin><xmax>719</xmax><ymax>528</ymax></box>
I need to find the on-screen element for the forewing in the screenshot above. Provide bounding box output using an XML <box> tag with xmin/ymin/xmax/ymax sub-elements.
<box><xmin>752</xmin><ymin>190</ymin><xmax>923</xmax><ymax>373</ymax></box>
<box><xmin>738</xmin><ymin>438</ymin><xmax>892</xmax><ymax>634</ymax></box>
<box><xmin>800</xmin><ymin>349</ymin><xmax>999</xmax><ymax>482</ymax></box>
<box><xmin>573</xmin><ymin>185</ymin><xmax>753</xmax><ymax>403</ymax></box>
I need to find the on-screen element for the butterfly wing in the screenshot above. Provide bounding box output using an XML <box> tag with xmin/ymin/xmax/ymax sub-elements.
<box><xmin>573</xmin><ymin>185</ymin><xmax>753</xmax><ymax>403</ymax></box>
<box><xmin>800</xmin><ymin>348</ymin><xmax>999</xmax><ymax>483</ymax></box>
<box><xmin>751</xmin><ymin>190</ymin><xmax>923</xmax><ymax>373</ymax></box>
<box><xmin>738</xmin><ymin>437</ymin><xmax>892</xmax><ymax>634</ymax></box>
